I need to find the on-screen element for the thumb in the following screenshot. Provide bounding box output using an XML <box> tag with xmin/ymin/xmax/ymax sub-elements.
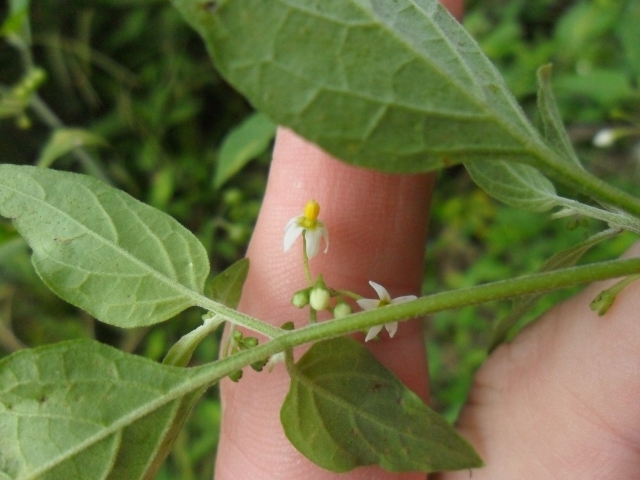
<box><xmin>438</xmin><ymin>242</ymin><xmax>640</xmax><ymax>479</ymax></box>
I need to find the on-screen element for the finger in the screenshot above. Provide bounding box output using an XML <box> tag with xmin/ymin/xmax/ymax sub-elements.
<box><xmin>437</xmin><ymin>242</ymin><xmax>640</xmax><ymax>479</ymax></box>
<box><xmin>215</xmin><ymin>128</ymin><xmax>434</xmax><ymax>480</ymax></box>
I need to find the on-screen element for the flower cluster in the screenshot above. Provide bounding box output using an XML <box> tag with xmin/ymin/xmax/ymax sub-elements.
<box><xmin>285</xmin><ymin>200</ymin><xmax>416</xmax><ymax>341</ymax></box>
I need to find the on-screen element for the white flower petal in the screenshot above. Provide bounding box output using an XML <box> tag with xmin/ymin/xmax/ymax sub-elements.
<box><xmin>318</xmin><ymin>222</ymin><xmax>329</xmax><ymax>253</ymax></box>
<box><xmin>365</xmin><ymin>324</ymin><xmax>383</xmax><ymax>342</ymax></box>
<box><xmin>356</xmin><ymin>299</ymin><xmax>380</xmax><ymax>311</ymax></box>
<box><xmin>304</xmin><ymin>228</ymin><xmax>323</xmax><ymax>258</ymax></box>
<box><xmin>384</xmin><ymin>321</ymin><xmax>398</xmax><ymax>338</ymax></box>
<box><xmin>369</xmin><ymin>281</ymin><xmax>390</xmax><ymax>301</ymax></box>
<box><xmin>283</xmin><ymin>219</ymin><xmax>304</xmax><ymax>252</ymax></box>
<box><xmin>390</xmin><ymin>295</ymin><xmax>417</xmax><ymax>305</ymax></box>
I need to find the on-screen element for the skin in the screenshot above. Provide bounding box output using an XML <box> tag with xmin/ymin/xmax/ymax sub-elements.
<box><xmin>215</xmin><ymin>1</ymin><xmax>640</xmax><ymax>478</ymax></box>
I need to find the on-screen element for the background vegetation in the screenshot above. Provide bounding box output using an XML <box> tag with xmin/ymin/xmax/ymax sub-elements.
<box><xmin>1</xmin><ymin>0</ymin><xmax>638</xmax><ymax>477</ymax></box>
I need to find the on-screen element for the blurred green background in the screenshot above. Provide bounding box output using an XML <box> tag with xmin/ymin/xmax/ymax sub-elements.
<box><xmin>1</xmin><ymin>0</ymin><xmax>639</xmax><ymax>477</ymax></box>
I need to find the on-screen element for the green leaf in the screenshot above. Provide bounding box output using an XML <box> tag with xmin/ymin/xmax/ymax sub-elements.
<box><xmin>172</xmin><ymin>0</ymin><xmax>543</xmax><ymax>173</ymax></box>
<box><xmin>214</xmin><ymin>112</ymin><xmax>276</xmax><ymax>189</ymax></box>
<box><xmin>281</xmin><ymin>337</ymin><xmax>483</xmax><ymax>473</ymax></box>
<box><xmin>489</xmin><ymin>228</ymin><xmax>621</xmax><ymax>352</ymax></box>
<box><xmin>163</xmin><ymin>258</ymin><xmax>250</xmax><ymax>367</ymax></box>
<box><xmin>37</xmin><ymin>128</ymin><xmax>108</xmax><ymax>169</ymax></box>
<box><xmin>465</xmin><ymin>158</ymin><xmax>640</xmax><ymax>229</ymax></box>
<box><xmin>0</xmin><ymin>165</ymin><xmax>209</xmax><ymax>328</ymax></box>
<box><xmin>536</xmin><ymin>65</ymin><xmax>582</xmax><ymax>169</ymax></box>
<box><xmin>553</xmin><ymin>69</ymin><xmax>636</xmax><ymax>107</ymax></box>
<box><xmin>0</xmin><ymin>339</ymin><xmax>206</xmax><ymax>480</ymax></box>
<box><xmin>208</xmin><ymin>257</ymin><xmax>249</xmax><ymax>309</ymax></box>
<box><xmin>465</xmin><ymin>160</ymin><xmax>560</xmax><ymax>213</ymax></box>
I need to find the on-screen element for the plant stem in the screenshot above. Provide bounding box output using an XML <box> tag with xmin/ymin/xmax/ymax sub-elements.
<box><xmin>534</xmin><ymin>142</ymin><xmax>640</xmax><ymax>218</ymax></box>
<box><xmin>301</xmin><ymin>232</ymin><xmax>312</xmax><ymax>285</ymax></box>
<box><xmin>333</xmin><ymin>289</ymin><xmax>362</xmax><ymax>300</ymax></box>
<box><xmin>194</xmin><ymin>296</ymin><xmax>283</xmax><ymax>339</ymax></box>
<box><xmin>116</xmin><ymin>256</ymin><xmax>640</xmax><ymax>432</ymax></box>
<box><xmin>186</xmin><ymin>255</ymin><xmax>640</xmax><ymax>389</ymax></box>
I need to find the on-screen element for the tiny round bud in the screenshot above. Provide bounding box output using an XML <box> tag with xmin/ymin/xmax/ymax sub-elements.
<box><xmin>309</xmin><ymin>287</ymin><xmax>330</xmax><ymax>311</ymax></box>
<box><xmin>333</xmin><ymin>302</ymin><xmax>352</xmax><ymax>318</ymax></box>
<box><xmin>281</xmin><ymin>321</ymin><xmax>295</xmax><ymax>331</ymax></box>
<box><xmin>291</xmin><ymin>289</ymin><xmax>310</xmax><ymax>308</ymax></box>
<box><xmin>242</xmin><ymin>337</ymin><xmax>259</xmax><ymax>348</ymax></box>
<box><xmin>228</xmin><ymin>369</ymin><xmax>243</xmax><ymax>382</ymax></box>
<box><xmin>251</xmin><ymin>358</ymin><xmax>268</xmax><ymax>372</ymax></box>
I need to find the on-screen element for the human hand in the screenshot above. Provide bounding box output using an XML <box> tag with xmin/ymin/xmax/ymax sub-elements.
<box><xmin>215</xmin><ymin>128</ymin><xmax>640</xmax><ymax>480</ymax></box>
<box><xmin>215</xmin><ymin>113</ymin><xmax>640</xmax><ymax>480</ymax></box>
<box><xmin>435</xmin><ymin>238</ymin><xmax>640</xmax><ymax>479</ymax></box>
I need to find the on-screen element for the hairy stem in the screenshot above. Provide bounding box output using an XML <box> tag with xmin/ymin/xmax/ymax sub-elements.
<box><xmin>190</xmin><ymin>255</ymin><xmax>640</xmax><ymax>387</ymax></box>
<box><xmin>533</xmin><ymin>141</ymin><xmax>640</xmax><ymax>218</ymax></box>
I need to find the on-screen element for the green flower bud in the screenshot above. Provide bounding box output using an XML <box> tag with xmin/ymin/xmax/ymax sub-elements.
<box><xmin>333</xmin><ymin>301</ymin><xmax>352</xmax><ymax>318</ymax></box>
<box><xmin>251</xmin><ymin>358</ymin><xmax>268</xmax><ymax>372</ymax></box>
<box><xmin>242</xmin><ymin>337</ymin><xmax>259</xmax><ymax>348</ymax></box>
<box><xmin>291</xmin><ymin>289</ymin><xmax>310</xmax><ymax>308</ymax></box>
<box><xmin>228</xmin><ymin>369</ymin><xmax>243</xmax><ymax>382</ymax></box>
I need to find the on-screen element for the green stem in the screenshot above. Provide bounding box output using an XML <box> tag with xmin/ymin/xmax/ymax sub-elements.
<box><xmin>185</xmin><ymin>256</ymin><xmax>640</xmax><ymax>389</ymax></box>
<box><xmin>115</xmin><ymin>257</ymin><xmax>640</xmax><ymax>432</ymax></box>
<box><xmin>301</xmin><ymin>232</ymin><xmax>312</xmax><ymax>285</ymax></box>
<box><xmin>193</xmin><ymin>297</ymin><xmax>282</xmax><ymax>339</ymax></box>
<box><xmin>199</xmin><ymin>255</ymin><xmax>640</xmax><ymax>346</ymax></box>
<box><xmin>333</xmin><ymin>289</ymin><xmax>362</xmax><ymax>300</ymax></box>
<box><xmin>533</xmin><ymin>142</ymin><xmax>640</xmax><ymax>218</ymax></box>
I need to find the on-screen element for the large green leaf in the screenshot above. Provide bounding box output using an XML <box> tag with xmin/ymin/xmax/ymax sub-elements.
<box><xmin>0</xmin><ymin>340</ymin><xmax>206</xmax><ymax>480</ymax></box>
<box><xmin>172</xmin><ymin>0</ymin><xmax>543</xmax><ymax>173</ymax></box>
<box><xmin>281</xmin><ymin>337</ymin><xmax>482</xmax><ymax>473</ymax></box>
<box><xmin>0</xmin><ymin>165</ymin><xmax>209</xmax><ymax>328</ymax></box>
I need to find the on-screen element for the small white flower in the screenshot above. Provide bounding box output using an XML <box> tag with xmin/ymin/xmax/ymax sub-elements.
<box><xmin>357</xmin><ymin>281</ymin><xmax>417</xmax><ymax>342</ymax></box>
<box><xmin>284</xmin><ymin>199</ymin><xmax>329</xmax><ymax>258</ymax></box>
